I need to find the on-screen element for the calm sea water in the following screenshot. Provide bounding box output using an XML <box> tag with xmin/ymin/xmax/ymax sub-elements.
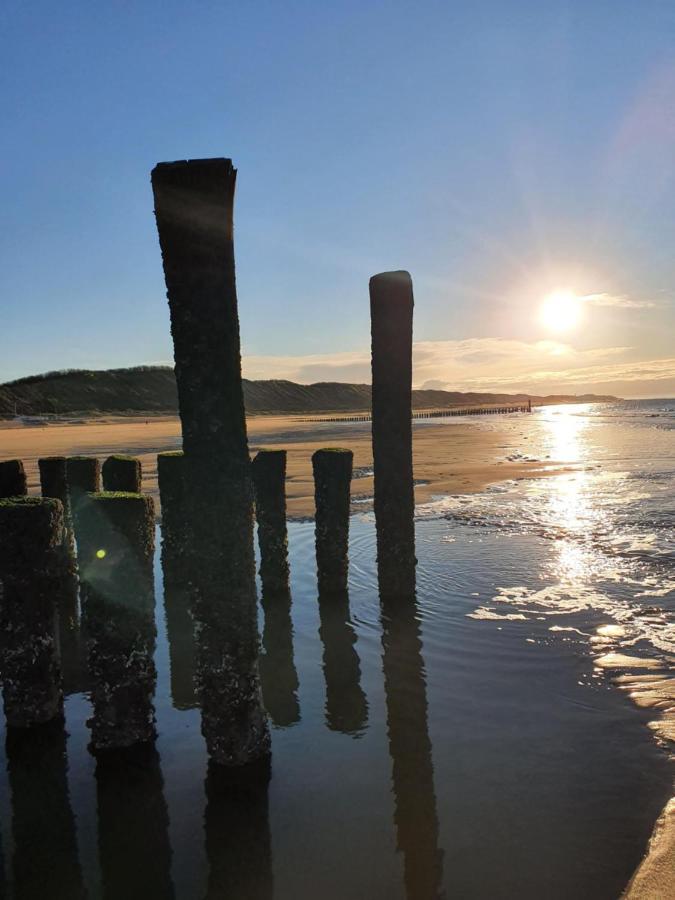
<box><xmin>0</xmin><ymin>400</ymin><xmax>673</xmax><ymax>899</ymax></box>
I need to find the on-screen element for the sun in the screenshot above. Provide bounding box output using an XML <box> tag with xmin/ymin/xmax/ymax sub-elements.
<box><xmin>539</xmin><ymin>290</ymin><xmax>584</xmax><ymax>333</ymax></box>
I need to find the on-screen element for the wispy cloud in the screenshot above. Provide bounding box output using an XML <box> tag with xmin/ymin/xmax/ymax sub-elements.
<box><xmin>580</xmin><ymin>292</ymin><xmax>657</xmax><ymax>310</ymax></box>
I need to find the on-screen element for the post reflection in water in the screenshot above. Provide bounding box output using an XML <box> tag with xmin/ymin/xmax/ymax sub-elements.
<box><xmin>380</xmin><ymin>582</ymin><xmax>445</xmax><ymax>900</ymax></box>
<box><xmin>95</xmin><ymin>746</ymin><xmax>175</xmax><ymax>900</ymax></box>
<box><xmin>204</xmin><ymin>761</ymin><xmax>273</xmax><ymax>900</ymax></box>
<box><xmin>6</xmin><ymin>720</ymin><xmax>86</xmax><ymax>899</ymax></box>
<box><xmin>259</xmin><ymin>587</ymin><xmax>300</xmax><ymax>727</ymax></box>
<box><xmin>318</xmin><ymin>588</ymin><xmax>368</xmax><ymax>735</ymax></box>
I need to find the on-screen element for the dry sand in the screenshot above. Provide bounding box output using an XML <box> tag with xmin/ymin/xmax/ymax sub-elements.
<box><xmin>0</xmin><ymin>413</ymin><xmax>569</xmax><ymax>518</ymax></box>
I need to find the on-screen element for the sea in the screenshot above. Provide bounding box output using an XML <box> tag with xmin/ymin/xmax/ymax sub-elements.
<box><xmin>0</xmin><ymin>399</ymin><xmax>673</xmax><ymax>899</ymax></box>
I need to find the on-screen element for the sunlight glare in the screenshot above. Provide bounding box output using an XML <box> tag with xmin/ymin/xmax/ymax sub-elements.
<box><xmin>539</xmin><ymin>290</ymin><xmax>583</xmax><ymax>333</ymax></box>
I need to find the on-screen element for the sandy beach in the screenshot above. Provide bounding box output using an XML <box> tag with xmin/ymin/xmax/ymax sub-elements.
<box><xmin>0</xmin><ymin>413</ymin><xmax>568</xmax><ymax>518</ymax></box>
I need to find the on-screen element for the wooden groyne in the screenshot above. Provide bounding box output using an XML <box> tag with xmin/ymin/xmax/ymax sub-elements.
<box><xmin>300</xmin><ymin>401</ymin><xmax>532</xmax><ymax>424</ymax></box>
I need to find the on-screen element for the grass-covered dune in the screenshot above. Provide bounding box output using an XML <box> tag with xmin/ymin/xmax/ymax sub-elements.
<box><xmin>0</xmin><ymin>365</ymin><xmax>618</xmax><ymax>418</ymax></box>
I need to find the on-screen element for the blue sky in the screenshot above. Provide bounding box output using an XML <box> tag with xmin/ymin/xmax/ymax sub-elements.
<box><xmin>2</xmin><ymin>1</ymin><xmax>674</xmax><ymax>395</ymax></box>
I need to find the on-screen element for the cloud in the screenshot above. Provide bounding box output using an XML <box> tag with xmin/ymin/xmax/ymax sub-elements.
<box><xmin>242</xmin><ymin>337</ymin><xmax>673</xmax><ymax>394</ymax></box>
<box><xmin>580</xmin><ymin>292</ymin><xmax>657</xmax><ymax>310</ymax></box>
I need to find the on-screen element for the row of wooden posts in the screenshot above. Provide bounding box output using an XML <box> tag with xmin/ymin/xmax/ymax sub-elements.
<box><xmin>301</xmin><ymin>400</ymin><xmax>532</xmax><ymax>423</ymax></box>
<box><xmin>0</xmin><ymin>157</ymin><xmax>418</xmax><ymax>773</ymax></box>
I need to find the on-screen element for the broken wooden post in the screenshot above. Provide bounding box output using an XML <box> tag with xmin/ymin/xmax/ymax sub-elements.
<box><xmin>312</xmin><ymin>449</ymin><xmax>353</xmax><ymax>596</ymax></box>
<box><xmin>102</xmin><ymin>455</ymin><xmax>142</xmax><ymax>493</ymax></box>
<box><xmin>151</xmin><ymin>157</ymin><xmax>269</xmax><ymax>767</ymax></box>
<box><xmin>252</xmin><ymin>449</ymin><xmax>290</xmax><ymax>595</ymax></box>
<box><xmin>369</xmin><ymin>270</ymin><xmax>416</xmax><ymax>599</ymax></box>
<box><xmin>0</xmin><ymin>497</ymin><xmax>66</xmax><ymax>727</ymax></box>
<box><xmin>0</xmin><ymin>459</ymin><xmax>27</xmax><ymax>497</ymax></box>
<box><xmin>77</xmin><ymin>492</ymin><xmax>157</xmax><ymax>752</ymax></box>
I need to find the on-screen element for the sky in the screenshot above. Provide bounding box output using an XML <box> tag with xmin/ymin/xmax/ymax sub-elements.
<box><xmin>2</xmin><ymin>0</ymin><xmax>675</xmax><ymax>397</ymax></box>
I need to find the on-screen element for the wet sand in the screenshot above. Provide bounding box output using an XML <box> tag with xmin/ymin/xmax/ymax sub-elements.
<box><xmin>0</xmin><ymin>413</ymin><xmax>568</xmax><ymax>518</ymax></box>
<box><xmin>624</xmin><ymin>799</ymin><xmax>675</xmax><ymax>899</ymax></box>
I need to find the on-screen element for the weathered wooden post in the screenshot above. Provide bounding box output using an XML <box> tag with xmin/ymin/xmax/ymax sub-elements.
<box><xmin>39</xmin><ymin>456</ymin><xmax>69</xmax><ymax>506</ymax></box>
<box><xmin>157</xmin><ymin>450</ymin><xmax>187</xmax><ymax>558</ymax></box>
<box><xmin>151</xmin><ymin>157</ymin><xmax>269</xmax><ymax>767</ymax></box>
<box><xmin>102</xmin><ymin>454</ymin><xmax>142</xmax><ymax>493</ymax></box>
<box><xmin>318</xmin><ymin>590</ymin><xmax>367</xmax><ymax>735</ymax></box>
<box><xmin>66</xmin><ymin>455</ymin><xmax>101</xmax><ymax>497</ymax></box>
<box><xmin>0</xmin><ymin>497</ymin><xmax>65</xmax><ymax>727</ymax></box>
<box><xmin>66</xmin><ymin>455</ymin><xmax>101</xmax><ymax>542</ymax></box>
<box><xmin>251</xmin><ymin>449</ymin><xmax>290</xmax><ymax>595</ymax></box>
<box><xmin>78</xmin><ymin>492</ymin><xmax>157</xmax><ymax>752</ymax></box>
<box><xmin>158</xmin><ymin>451</ymin><xmax>197</xmax><ymax>710</ymax></box>
<box><xmin>39</xmin><ymin>455</ymin><xmax>84</xmax><ymax>695</ymax></box>
<box><xmin>369</xmin><ymin>270</ymin><xmax>416</xmax><ymax>599</ymax></box>
<box><xmin>312</xmin><ymin>448</ymin><xmax>353</xmax><ymax>596</ymax></box>
<box><xmin>0</xmin><ymin>459</ymin><xmax>27</xmax><ymax>497</ymax></box>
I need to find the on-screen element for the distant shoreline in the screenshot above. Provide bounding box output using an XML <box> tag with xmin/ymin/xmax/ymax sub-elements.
<box><xmin>0</xmin><ymin>412</ymin><xmax>573</xmax><ymax>519</ymax></box>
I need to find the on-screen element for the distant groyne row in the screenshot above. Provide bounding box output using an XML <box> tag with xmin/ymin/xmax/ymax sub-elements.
<box><xmin>300</xmin><ymin>401</ymin><xmax>532</xmax><ymax>424</ymax></box>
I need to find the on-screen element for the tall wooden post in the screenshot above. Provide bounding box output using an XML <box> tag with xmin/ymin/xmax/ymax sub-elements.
<box><xmin>151</xmin><ymin>158</ymin><xmax>269</xmax><ymax>767</ymax></box>
<box><xmin>370</xmin><ymin>270</ymin><xmax>416</xmax><ymax>599</ymax></box>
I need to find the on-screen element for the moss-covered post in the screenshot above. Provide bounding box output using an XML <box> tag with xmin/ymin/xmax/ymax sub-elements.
<box><xmin>39</xmin><ymin>456</ymin><xmax>69</xmax><ymax>506</ymax></box>
<box><xmin>0</xmin><ymin>459</ymin><xmax>27</xmax><ymax>497</ymax></box>
<box><xmin>151</xmin><ymin>157</ymin><xmax>269</xmax><ymax>768</ymax></box>
<box><xmin>0</xmin><ymin>497</ymin><xmax>66</xmax><ymax>728</ymax></box>
<box><xmin>102</xmin><ymin>455</ymin><xmax>142</xmax><ymax>493</ymax></box>
<box><xmin>252</xmin><ymin>449</ymin><xmax>290</xmax><ymax>595</ymax></box>
<box><xmin>77</xmin><ymin>492</ymin><xmax>157</xmax><ymax>752</ymax></box>
<box><xmin>312</xmin><ymin>449</ymin><xmax>353</xmax><ymax>596</ymax></box>
<box><xmin>370</xmin><ymin>270</ymin><xmax>416</xmax><ymax>600</ymax></box>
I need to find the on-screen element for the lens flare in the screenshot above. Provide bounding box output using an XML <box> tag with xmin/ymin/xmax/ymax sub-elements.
<box><xmin>96</xmin><ymin>548</ymin><xmax>107</xmax><ymax>559</ymax></box>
